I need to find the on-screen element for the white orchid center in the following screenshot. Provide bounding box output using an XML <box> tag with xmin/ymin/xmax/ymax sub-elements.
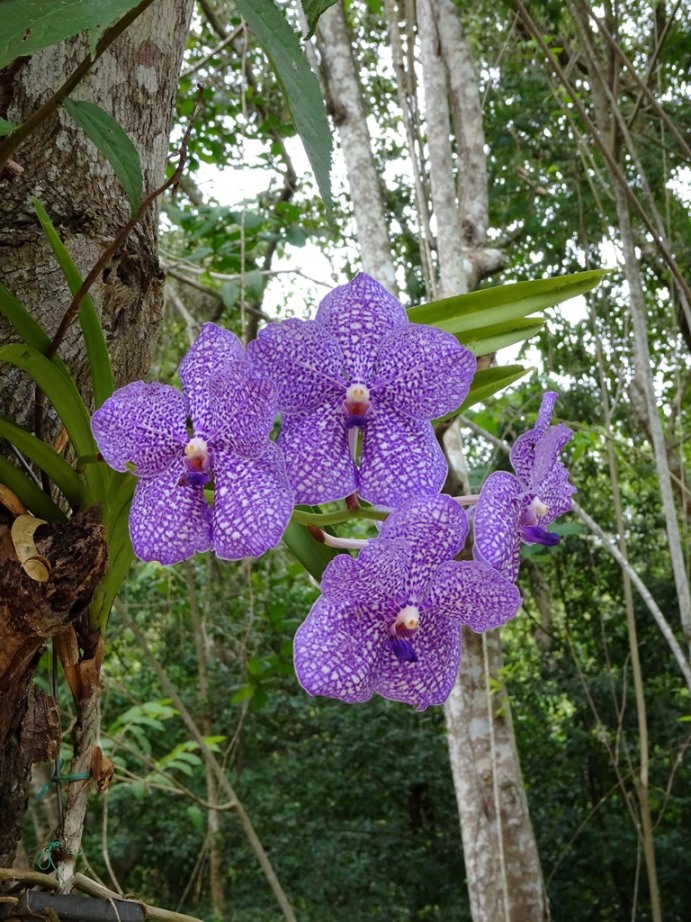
<box><xmin>394</xmin><ymin>604</ymin><xmax>420</xmax><ymax>633</ymax></box>
<box><xmin>184</xmin><ymin>437</ymin><xmax>209</xmax><ymax>472</ymax></box>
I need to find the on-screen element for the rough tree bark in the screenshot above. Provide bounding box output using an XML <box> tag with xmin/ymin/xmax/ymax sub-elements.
<box><xmin>415</xmin><ymin>3</ymin><xmax>548</xmax><ymax>918</ymax></box>
<box><xmin>0</xmin><ymin>0</ymin><xmax>194</xmax><ymax>874</ymax></box>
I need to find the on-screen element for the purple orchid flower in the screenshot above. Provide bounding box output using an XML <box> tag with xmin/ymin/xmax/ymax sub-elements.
<box><xmin>294</xmin><ymin>494</ymin><xmax>522</xmax><ymax>710</ymax></box>
<box><xmin>473</xmin><ymin>391</ymin><xmax>576</xmax><ymax>581</ymax></box>
<box><xmin>246</xmin><ymin>273</ymin><xmax>477</xmax><ymax>507</ymax></box>
<box><xmin>91</xmin><ymin>323</ymin><xmax>294</xmax><ymax>564</ymax></box>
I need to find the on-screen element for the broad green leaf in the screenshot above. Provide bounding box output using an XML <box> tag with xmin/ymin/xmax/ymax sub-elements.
<box><xmin>408</xmin><ymin>269</ymin><xmax>606</xmax><ymax>334</ymax></box>
<box><xmin>0</xmin><ymin>117</ymin><xmax>18</xmax><ymax>136</ymax></box>
<box><xmin>90</xmin><ymin>506</ymin><xmax>134</xmax><ymax>629</ymax></box>
<box><xmin>300</xmin><ymin>0</ymin><xmax>339</xmax><ymax>37</ymax></box>
<box><xmin>62</xmin><ymin>99</ymin><xmax>143</xmax><ymax>216</ymax></box>
<box><xmin>435</xmin><ymin>365</ymin><xmax>529</xmax><ymax>424</ymax></box>
<box><xmin>33</xmin><ymin>198</ymin><xmax>115</xmax><ymax>407</ymax></box>
<box><xmin>0</xmin><ymin>415</ymin><xmax>86</xmax><ymax>509</ymax></box>
<box><xmin>235</xmin><ymin>0</ymin><xmax>333</xmax><ymax>215</ymax></box>
<box><xmin>0</xmin><ymin>0</ymin><xmax>144</xmax><ymax>69</ymax></box>
<box><xmin>0</xmin><ymin>457</ymin><xmax>66</xmax><ymax>521</ymax></box>
<box><xmin>461</xmin><ymin>317</ymin><xmax>545</xmax><ymax>356</ymax></box>
<box><xmin>282</xmin><ymin>520</ymin><xmax>338</xmax><ymax>582</ymax></box>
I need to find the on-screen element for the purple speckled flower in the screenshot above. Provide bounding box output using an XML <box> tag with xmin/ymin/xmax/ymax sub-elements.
<box><xmin>91</xmin><ymin>323</ymin><xmax>294</xmax><ymax>564</ymax></box>
<box><xmin>247</xmin><ymin>273</ymin><xmax>477</xmax><ymax>507</ymax></box>
<box><xmin>473</xmin><ymin>391</ymin><xmax>576</xmax><ymax>581</ymax></box>
<box><xmin>294</xmin><ymin>495</ymin><xmax>522</xmax><ymax>710</ymax></box>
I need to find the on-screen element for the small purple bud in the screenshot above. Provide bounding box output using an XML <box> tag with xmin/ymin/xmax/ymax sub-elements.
<box><xmin>521</xmin><ymin>525</ymin><xmax>560</xmax><ymax>546</ymax></box>
<box><xmin>387</xmin><ymin>636</ymin><xmax>418</xmax><ymax>663</ymax></box>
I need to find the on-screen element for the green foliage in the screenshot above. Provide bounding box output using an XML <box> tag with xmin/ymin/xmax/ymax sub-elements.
<box><xmin>234</xmin><ymin>0</ymin><xmax>333</xmax><ymax>215</ymax></box>
<box><xmin>300</xmin><ymin>0</ymin><xmax>340</xmax><ymax>38</ymax></box>
<box><xmin>0</xmin><ymin>0</ymin><xmax>144</xmax><ymax>68</ymax></box>
<box><xmin>62</xmin><ymin>98</ymin><xmax>143</xmax><ymax>217</ymax></box>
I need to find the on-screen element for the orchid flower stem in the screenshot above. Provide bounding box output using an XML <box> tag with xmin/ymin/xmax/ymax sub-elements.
<box><xmin>453</xmin><ymin>494</ymin><xmax>479</xmax><ymax>506</ymax></box>
<box><xmin>291</xmin><ymin>506</ymin><xmax>388</xmax><ymax>527</ymax></box>
<box><xmin>321</xmin><ymin>533</ymin><xmax>369</xmax><ymax>550</ymax></box>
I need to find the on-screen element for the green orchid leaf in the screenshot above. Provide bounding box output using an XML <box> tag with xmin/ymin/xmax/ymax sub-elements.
<box><xmin>408</xmin><ymin>269</ymin><xmax>606</xmax><ymax>334</ymax></box>
<box><xmin>90</xmin><ymin>507</ymin><xmax>134</xmax><ymax>630</ymax></box>
<box><xmin>0</xmin><ymin>282</ymin><xmax>52</xmax><ymax>352</ymax></box>
<box><xmin>33</xmin><ymin>198</ymin><xmax>115</xmax><ymax>407</ymax></box>
<box><xmin>282</xmin><ymin>520</ymin><xmax>339</xmax><ymax>582</ymax></box>
<box><xmin>300</xmin><ymin>0</ymin><xmax>339</xmax><ymax>38</ymax></box>
<box><xmin>0</xmin><ymin>117</ymin><xmax>19</xmax><ymax>136</ymax></box>
<box><xmin>0</xmin><ymin>415</ymin><xmax>86</xmax><ymax>509</ymax></box>
<box><xmin>0</xmin><ymin>342</ymin><xmax>107</xmax><ymax>501</ymax></box>
<box><xmin>0</xmin><ymin>0</ymin><xmax>144</xmax><ymax>69</ymax></box>
<box><xmin>462</xmin><ymin>317</ymin><xmax>545</xmax><ymax>356</ymax></box>
<box><xmin>62</xmin><ymin>99</ymin><xmax>143</xmax><ymax>217</ymax></box>
<box><xmin>235</xmin><ymin>0</ymin><xmax>333</xmax><ymax>216</ymax></box>
<box><xmin>435</xmin><ymin>365</ymin><xmax>529</xmax><ymax>424</ymax></box>
<box><xmin>0</xmin><ymin>457</ymin><xmax>66</xmax><ymax>522</ymax></box>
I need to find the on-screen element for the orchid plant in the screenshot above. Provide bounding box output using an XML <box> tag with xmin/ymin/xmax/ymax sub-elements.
<box><xmin>1</xmin><ymin>220</ymin><xmax>596</xmax><ymax>709</ymax></box>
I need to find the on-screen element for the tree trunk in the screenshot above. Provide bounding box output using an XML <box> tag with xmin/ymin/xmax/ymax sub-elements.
<box><xmin>0</xmin><ymin>0</ymin><xmax>194</xmax><ymax>874</ymax></box>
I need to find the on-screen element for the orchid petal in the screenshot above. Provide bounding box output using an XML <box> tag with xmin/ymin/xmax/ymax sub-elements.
<box><xmin>129</xmin><ymin>463</ymin><xmax>213</xmax><ymax>564</ymax></box>
<box><xmin>178</xmin><ymin>323</ymin><xmax>245</xmax><ymax>424</ymax></box>
<box><xmin>202</xmin><ymin>363</ymin><xmax>277</xmax><ymax>457</ymax></box>
<box><xmin>371</xmin><ymin>615</ymin><xmax>461</xmax><ymax>711</ymax></box>
<box><xmin>315</xmin><ymin>273</ymin><xmax>407</xmax><ymax>383</ymax></box>
<box><xmin>293</xmin><ymin>597</ymin><xmax>381</xmax><ymax>704</ymax></box>
<box><xmin>426</xmin><ymin>560</ymin><xmax>522</xmax><ymax>632</ymax></box>
<box><xmin>247</xmin><ymin>318</ymin><xmax>345</xmax><ymax>413</ymax></box>
<box><xmin>321</xmin><ymin>540</ymin><xmax>412</xmax><ymax>614</ymax></box>
<box><xmin>212</xmin><ymin>443</ymin><xmax>294</xmax><ymax>559</ymax></box>
<box><xmin>372</xmin><ymin>325</ymin><xmax>476</xmax><ymax>419</ymax></box>
<box><xmin>358</xmin><ymin>409</ymin><xmax>447</xmax><ymax>506</ymax></box>
<box><xmin>91</xmin><ymin>381</ymin><xmax>187</xmax><ymax>477</ymax></box>
<box><xmin>278</xmin><ymin>400</ymin><xmax>357</xmax><ymax>504</ymax></box>
<box><xmin>473</xmin><ymin>471</ymin><xmax>524</xmax><ymax>581</ymax></box>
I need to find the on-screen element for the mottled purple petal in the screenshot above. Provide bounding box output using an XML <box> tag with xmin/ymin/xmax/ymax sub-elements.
<box><xmin>247</xmin><ymin>318</ymin><xmax>345</xmax><ymax>413</ymax></box>
<box><xmin>380</xmin><ymin>493</ymin><xmax>467</xmax><ymax>561</ymax></box>
<box><xmin>315</xmin><ymin>273</ymin><xmax>408</xmax><ymax>383</ymax></box>
<box><xmin>91</xmin><ymin>381</ymin><xmax>187</xmax><ymax>477</ymax></box>
<box><xmin>212</xmin><ymin>443</ymin><xmax>294</xmax><ymax>559</ymax></box>
<box><xmin>425</xmin><ymin>560</ymin><xmax>522</xmax><ymax>632</ymax></box>
<box><xmin>278</xmin><ymin>401</ymin><xmax>357</xmax><ymax>504</ymax></box>
<box><xmin>293</xmin><ymin>597</ymin><xmax>381</xmax><ymax>704</ymax></box>
<box><xmin>179</xmin><ymin>323</ymin><xmax>245</xmax><ymax>424</ymax></box>
<box><xmin>201</xmin><ymin>363</ymin><xmax>276</xmax><ymax>458</ymax></box>
<box><xmin>357</xmin><ymin>409</ymin><xmax>447</xmax><ymax>506</ymax></box>
<box><xmin>535</xmin><ymin>460</ymin><xmax>576</xmax><ymax>523</ymax></box>
<box><xmin>371</xmin><ymin>615</ymin><xmax>461</xmax><ymax>711</ymax></box>
<box><xmin>321</xmin><ymin>540</ymin><xmax>412</xmax><ymax>615</ymax></box>
<box><xmin>129</xmin><ymin>463</ymin><xmax>213</xmax><ymax>564</ymax></box>
<box><xmin>372</xmin><ymin>325</ymin><xmax>476</xmax><ymax>419</ymax></box>
<box><xmin>510</xmin><ymin>392</ymin><xmax>572</xmax><ymax>490</ymax></box>
<box><xmin>473</xmin><ymin>471</ymin><xmax>524</xmax><ymax>580</ymax></box>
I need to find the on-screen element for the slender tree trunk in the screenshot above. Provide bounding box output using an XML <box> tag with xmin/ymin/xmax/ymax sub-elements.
<box><xmin>315</xmin><ymin>4</ymin><xmax>398</xmax><ymax>295</ymax></box>
<box><xmin>415</xmin><ymin>2</ymin><xmax>548</xmax><ymax>916</ymax></box>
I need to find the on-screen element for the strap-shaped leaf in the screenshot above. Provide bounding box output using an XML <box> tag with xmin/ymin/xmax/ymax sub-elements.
<box><xmin>0</xmin><ymin>416</ymin><xmax>86</xmax><ymax>509</ymax></box>
<box><xmin>408</xmin><ymin>269</ymin><xmax>606</xmax><ymax>334</ymax></box>
<box><xmin>90</xmin><ymin>505</ymin><xmax>134</xmax><ymax>630</ymax></box>
<box><xmin>300</xmin><ymin>0</ymin><xmax>339</xmax><ymax>38</ymax></box>
<box><xmin>0</xmin><ymin>343</ymin><xmax>107</xmax><ymax>501</ymax></box>
<box><xmin>235</xmin><ymin>0</ymin><xmax>333</xmax><ymax>215</ymax></box>
<box><xmin>434</xmin><ymin>365</ymin><xmax>529</xmax><ymax>424</ymax></box>
<box><xmin>0</xmin><ymin>283</ymin><xmax>52</xmax><ymax>352</ymax></box>
<box><xmin>0</xmin><ymin>0</ymin><xmax>144</xmax><ymax>69</ymax></box>
<box><xmin>33</xmin><ymin>198</ymin><xmax>115</xmax><ymax>407</ymax></box>
<box><xmin>0</xmin><ymin>457</ymin><xmax>66</xmax><ymax>522</ymax></box>
<box><xmin>462</xmin><ymin>317</ymin><xmax>545</xmax><ymax>356</ymax></box>
<box><xmin>62</xmin><ymin>99</ymin><xmax>143</xmax><ymax>217</ymax></box>
<box><xmin>282</xmin><ymin>521</ymin><xmax>338</xmax><ymax>582</ymax></box>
